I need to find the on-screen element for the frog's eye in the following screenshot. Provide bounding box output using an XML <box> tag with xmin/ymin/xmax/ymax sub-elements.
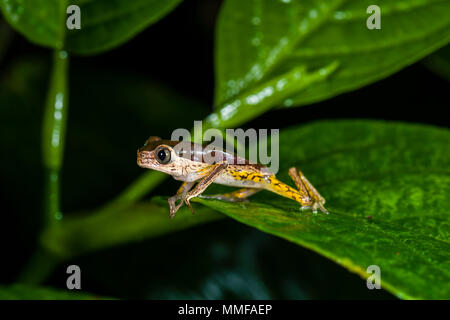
<box><xmin>155</xmin><ymin>147</ymin><xmax>171</xmax><ymax>164</ymax></box>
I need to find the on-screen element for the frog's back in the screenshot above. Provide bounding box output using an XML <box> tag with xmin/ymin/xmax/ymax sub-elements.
<box><xmin>211</xmin><ymin>163</ymin><xmax>273</xmax><ymax>188</ymax></box>
<box><xmin>169</xmin><ymin>140</ymin><xmax>268</xmax><ymax>168</ymax></box>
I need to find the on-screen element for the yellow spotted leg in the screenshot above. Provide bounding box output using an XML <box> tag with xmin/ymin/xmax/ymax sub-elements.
<box><xmin>264</xmin><ymin>167</ymin><xmax>328</xmax><ymax>214</ymax></box>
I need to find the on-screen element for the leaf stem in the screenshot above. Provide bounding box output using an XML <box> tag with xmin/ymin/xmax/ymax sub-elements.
<box><xmin>41</xmin><ymin>49</ymin><xmax>69</xmax><ymax>225</ymax></box>
<box><xmin>19</xmin><ymin>50</ymin><xmax>69</xmax><ymax>284</ymax></box>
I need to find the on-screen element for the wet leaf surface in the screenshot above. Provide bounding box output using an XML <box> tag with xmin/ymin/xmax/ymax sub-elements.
<box><xmin>195</xmin><ymin>120</ymin><xmax>450</xmax><ymax>299</ymax></box>
<box><xmin>215</xmin><ymin>0</ymin><xmax>450</xmax><ymax>108</ymax></box>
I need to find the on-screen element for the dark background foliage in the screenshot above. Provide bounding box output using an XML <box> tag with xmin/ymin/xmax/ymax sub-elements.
<box><xmin>0</xmin><ymin>0</ymin><xmax>448</xmax><ymax>299</ymax></box>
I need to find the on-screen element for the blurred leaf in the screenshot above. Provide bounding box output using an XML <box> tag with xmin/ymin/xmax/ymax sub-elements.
<box><xmin>195</xmin><ymin>120</ymin><xmax>450</xmax><ymax>299</ymax></box>
<box><xmin>0</xmin><ymin>284</ymin><xmax>106</xmax><ymax>299</ymax></box>
<box><xmin>41</xmin><ymin>197</ymin><xmax>224</xmax><ymax>258</ymax></box>
<box><xmin>0</xmin><ymin>0</ymin><xmax>66</xmax><ymax>48</ymax></box>
<box><xmin>205</xmin><ymin>62</ymin><xmax>338</xmax><ymax>129</ymax></box>
<box><xmin>0</xmin><ymin>0</ymin><xmax>183</xmax><ymax>54</ymax></box>
<box><xmin>215</xmin><ymin>0</ymin><xmax>450</xmax><ymax>108</ymax></box>
<box><xmin>423</xmin><ymin>44</ymin><xmax>450</xmax><ymax>81</ymax></box>
<box><xmin>65</xmin><ymin>0</ymin><xmax>183</xmax><ymax>55</ymax></box>
<box><xmin>0</xmin><ymin>18</ymin><xmax>12</xmax><ymax>64</ymax></box>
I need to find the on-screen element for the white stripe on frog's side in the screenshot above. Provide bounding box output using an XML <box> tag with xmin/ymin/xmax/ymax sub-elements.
<box><xmin>172</xmin><ymin>141</ymin><xmax>252</xmax><ymax>165</ymax></box>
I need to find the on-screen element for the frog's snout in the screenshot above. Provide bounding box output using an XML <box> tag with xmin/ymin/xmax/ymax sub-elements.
<box><xmin>137</xmin><ymin>149</ymin><xmax>153</xmax><ymax>168</ymax></box>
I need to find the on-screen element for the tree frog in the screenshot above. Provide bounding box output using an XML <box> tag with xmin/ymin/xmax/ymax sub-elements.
<box><xmin>137</xmin><ymin>136</ymin><xmax>328</xmax><ymax>218</ymax></box>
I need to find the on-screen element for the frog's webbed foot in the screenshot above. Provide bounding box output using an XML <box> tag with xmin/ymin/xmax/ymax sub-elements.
<box><xmin>301</xmin><ymin>203</ymin><xmax>327</xmax><ymax>214</ymax></box>
<box><xmin>289</xmin><ymin>167</ymin><xmax>328</xmax><ymax>214</ymax></box>
<box><xmin>168</xmin><ymin>193</ymin><xmax>195</xmax><ymax>218</ymax></box>
<box><xmin>311</xmin><ymin>200</ymin><xmax>328</xmax><ymax>214</ymax></box>
<box><xmin>168</xmin><ymin>181</ymin><xmax>196</xmax><ymax>219</ymax></box>
<box><xmin>168</xmin><ymin>195</ymin><xmax>184</xmax><ymax>219</ymax></box>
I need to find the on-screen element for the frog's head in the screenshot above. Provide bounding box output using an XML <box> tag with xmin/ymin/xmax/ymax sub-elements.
<box><xmin>137</xmin><ymin>136</ymin><xmax>186</xmax><ymax>176</ymax></box>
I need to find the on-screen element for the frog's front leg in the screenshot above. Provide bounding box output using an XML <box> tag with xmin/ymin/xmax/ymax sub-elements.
<box><xmin>168</xmin><ymin>181</ymin><xmax>195</xmax><ymax>218</ymax></box>
<box><xmin>199</xmin><ymin>188</ymin><xmax>261</xmax><ymax>202</ymax></box>
<box><xmin>184</xmin><ymin>162</ymin><xmax>229</xmax><ymax>213</ymax></box>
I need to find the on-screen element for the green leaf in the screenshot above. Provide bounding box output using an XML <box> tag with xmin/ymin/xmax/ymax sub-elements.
<box><xmin>195</xmin><ymin>120</ymin><xmax>450</xmax><ymax>299</ymax></box>
<box><xmin>215</xmin><ymin>0</ymin><xmax>450</xmax><ymax>108</ymax></box>
<box><xmin>0</xmin><ymin>0</ymin><xmax>183</xmax><ymax>54</ymax></box>
<box><xmin>204</xmin><ymin>62</ymin><xmax>338</xmax><ymax>129</ymax></box>
<box><xmin>0</xmin><ymin>284</ymin><xmax>108</xmax><ymax>299</ymax></box>
<box><xmin>41</xmin><ymin>198</ymin><xmax>223</xmax><ymax>259</ymax></box>
<box><xmin>0</xmin><ymin>0</ymin><xmax>66</xmax><ymax>48</ymax></box>
<box><xmin>65</xmin><ymin>0</ymin><xmax>183</xmax><ymax>54</ymax></box>
<box><xmin>423</xmin><ymin>44</ymin><xmax>450</xmax><ymax>81</ymax></box>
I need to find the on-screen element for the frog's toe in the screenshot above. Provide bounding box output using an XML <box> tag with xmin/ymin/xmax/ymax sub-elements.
<box><xmin>304</xmin><ymin>202</ymin><xmax>328</xmax><ymax>214</ymax></box>
<box><xmin>184</xmin><ymin>197</ymin><xmax>196</xmax><ymax>214</ymax></box>
<box><xmin>312</xmin><ymin>201</ymin><xmax>329</xmax><ymax>214</ymax></box>
<box><xmin>168</xmin><ymin>195</ymin><xmax>184</xmax><ymax>218</ymax></box>
<box><xmin>300</xmin><ymin>204</ymin><xmax>325</xmax><ymax>214</ymax></box>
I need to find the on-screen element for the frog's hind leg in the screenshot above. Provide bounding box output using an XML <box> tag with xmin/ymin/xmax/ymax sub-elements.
<box><xmin>288</xmin><ymin>167</ymin><xmax>328</xmax><ymax>214</ymax></box>
<box><xmin>264</xmin><ymin>176</ymin><xmax>313</xmax><ymax>210</ymax></box>
<box><xmin>199</xmin><ymin>188</ymin><xmax>261</xmax><ymax>202</ymax></box>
